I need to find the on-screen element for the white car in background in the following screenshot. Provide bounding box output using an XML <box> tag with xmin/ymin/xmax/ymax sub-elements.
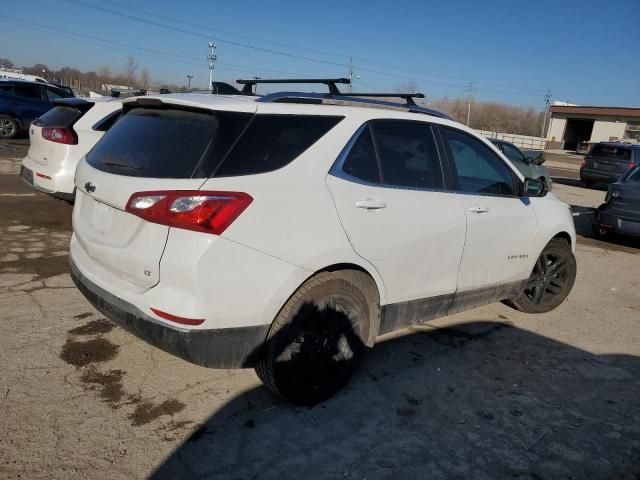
<box><xmin>20</xmin><ymin>97</ymin><xmax>122</xmax><ymax>201</ymax></box>
<box><xmin>69</xmin><ymin>80</ymin><xmax>577</xmax><ymax>405</ymax></box>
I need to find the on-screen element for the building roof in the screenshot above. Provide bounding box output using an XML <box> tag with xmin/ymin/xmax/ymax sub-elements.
<box><xmin>550</xmin><ymin>105</ymin><xmax>640</xmax><ymax>118</ymax></box>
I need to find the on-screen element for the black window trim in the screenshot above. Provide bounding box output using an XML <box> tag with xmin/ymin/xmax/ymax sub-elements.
<box><xmin>329</xmin><ymin>118</ymin><xmax>453</xmax><ymax>193</ymax></box>
<box><xmin>436</xmin><ymin>125</ymin><xmax>523</xmax><ymax>199</ymax></box>
<box><xmin>92</xmin><ymin>109</ymin><xmax>123</xmax><ymax>132</ymax></box>
<box><xmin>211</xmin><ymin>113</ymin><xmax>344</xmax><ymax>178</ymax></box>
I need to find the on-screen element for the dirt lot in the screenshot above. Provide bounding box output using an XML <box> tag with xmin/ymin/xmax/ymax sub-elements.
<box><xmin>1</xmin><ymin>140</ymin><xmax>639</xmax><ymax>480</ymax></box>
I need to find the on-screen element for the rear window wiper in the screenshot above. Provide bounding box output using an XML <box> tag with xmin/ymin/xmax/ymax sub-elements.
<box><xmin>99</xmin><ymin>159</ymin><xmax>143</xmax><ymax>170</ymax></box>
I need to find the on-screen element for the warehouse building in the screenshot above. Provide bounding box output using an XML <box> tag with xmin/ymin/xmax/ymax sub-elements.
<box><xmin>546</xmin><ymin>104</ymin><xmax>640</xmax><ymax>150</ymax></box>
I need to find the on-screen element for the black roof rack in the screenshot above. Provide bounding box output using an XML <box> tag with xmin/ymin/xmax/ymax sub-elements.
<box><xmin>256</xmin><ymin>92</ymin><xmax>452</xmax><ymax>121</ymax></box>
<box><xmin>341</xmin><ymin>92</ymin><xmax>425</xmax><ymax>106</ymax></box>
<box><xmin>235</xmin><ymin>77</ymin><xmax>449</xmax><ymax>120</ymax></box>
<box><xmin>236</xmin><ymin>78</ymin><xmax>350</xmax><ymax>95</ymax></box>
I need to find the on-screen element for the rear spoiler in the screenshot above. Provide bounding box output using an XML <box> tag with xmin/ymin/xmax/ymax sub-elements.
<box><xmin>52</xmin><ymin>98</ymin><xmax>95</xmax><ymax>114</ymax></box>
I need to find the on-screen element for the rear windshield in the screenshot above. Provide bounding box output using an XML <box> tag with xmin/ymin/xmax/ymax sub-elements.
<box><xmin>87</xmin><ymin>107</ymin><xmax>251</xmax><ymax>178</ymax></box>
<box><xmin>591</xmin><ymin>145</ymin><xmax>632</xmax><ymax>161</ymax></box>
<box><xmin>35</xmin><ymin>106</ymin><xmax>83</xmax><ymax>127</ymax></box>
<box><xmin>87</xmin><ymin>107</ymin><xmax>343</xmax><ymax>178</ymax></box>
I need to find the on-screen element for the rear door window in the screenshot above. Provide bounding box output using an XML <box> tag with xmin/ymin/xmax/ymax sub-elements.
<box><xmin>214</xmin><ymin>115</ymin><xmax>343</xmax><ymax>177</ymax></box>
<box><xmin>371</xmin><ymin>120</ymin><xmax>444</xmax><ymax>189</ymax></box>
<box><xmin>87</xmin><ymin>107</ymin><xmax>251</xmax><ymax>178</ymax></box>
<box><xmin>13</xmin><ymin>84</ymin><xmax>43</xmax><ymax>100</ymax></box>
<box><xmin>591</xmin><ymin>145</ymin><xmax>631</xmax><ymax>161</ymax></box>
<box><xmin>35</xmin><ymin>106</ymin><xmax>83</xmax><ymax>127</ymax></box>
<box><xmin>341</xmin><ymin>126</ymin><xmax>381</xmax><ymax>184</ymax></box>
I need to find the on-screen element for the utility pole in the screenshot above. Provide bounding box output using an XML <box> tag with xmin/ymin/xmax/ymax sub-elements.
<box><xmin>348</xmin><ymin>57</ymin><xmax>353</xmax><ymax>93</ymax></box>
<box><xmin>207</xmin><ymin>42</ymin><xmax>217</xmax><ymax>92</ymax></box>
<box><xmin>466</xmin><ymin>81</ymin><xmax>475</xmax><ymax>126</ymax></box>
<box><xmin>186</xmin><ymin>74</ymin><xmax>193</xmax><ymax>91</ymax></box>
<box><xmin>540</xmin><ymin>89</ymin><xmax>552</xmax><ymax>137</ymax></box>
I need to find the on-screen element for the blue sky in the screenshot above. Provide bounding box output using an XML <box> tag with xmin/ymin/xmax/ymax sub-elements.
<box><xmin>1</xmin><ymin>0</ymin><xmax>639</xmax><ymax>108</ymax></box>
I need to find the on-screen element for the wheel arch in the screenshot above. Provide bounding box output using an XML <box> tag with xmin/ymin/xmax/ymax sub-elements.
<box><xmin>270</xmin><ymin>261</ymin><xmax>384</xmax><ymax>348</ymax></box>
<box><xmin>552</xmin><ymin>231</ymin><xmax>572</xmax><ymax>247</ymax></box>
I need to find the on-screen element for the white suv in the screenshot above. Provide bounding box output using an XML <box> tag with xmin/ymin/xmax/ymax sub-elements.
<box><xmin>69</xmin><ymin>80</ymin><xmax>577</xmax><ymax>405</ymax></box>
<box><xmin>21</xmin><ymin>97</ymin><xmax>122</xmax><ymax>201</ymax></box>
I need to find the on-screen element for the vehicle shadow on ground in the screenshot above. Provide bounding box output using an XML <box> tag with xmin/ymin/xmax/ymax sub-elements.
<box><xmin>151</xmin><ymin>321</ymin><xmax>640</xmax><ymax>479</ymax></box>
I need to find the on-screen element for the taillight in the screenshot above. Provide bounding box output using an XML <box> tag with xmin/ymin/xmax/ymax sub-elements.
<box><xmin>125</xmin><ymin>190</ymin><xmax>253</xmax><ymax>235</ymax></box>
<box><xmin>41</xmin><ymin>127</ymin><xmax>76</xmax><ymax>145</ymax></box>
<box><xmin>581</xmin><ymin>157</ymin><xmax>588</xmax><ymax>167</ymax></box>
<box><xmin>629</xmin><ymin>161</ymin><xmax>637</xmax><ymax>170</ymax></box>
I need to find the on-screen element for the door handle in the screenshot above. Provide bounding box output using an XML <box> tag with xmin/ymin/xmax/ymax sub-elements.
<box><xmin>469</xmin><ymin>205</ymin><xmax>489</xmax><ymax>214</ymax></box>
<box><xmin>355</xmin><ymin>199</ymin><xmax>387</xmax><ymax>210</ymax></box>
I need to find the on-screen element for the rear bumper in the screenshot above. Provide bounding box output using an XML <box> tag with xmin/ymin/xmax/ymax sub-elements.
<box><xmin>580</xmin><ymin>168</ymin><xmax>622</xmax><ymax>183</ymax></box>
<box><xmin>69</xmin><ymin>257</ymin><xmax>270</xmax><ymax>368</ymax></box>
<box><xmin>19</xmin><ymin>165</ymin><xmax>75</xmax><ymax>202</ymax></box>
<box><xmin>593</xmin><ymin>206</ymin><xmax>640</xmax><ymax>238</ymax></box>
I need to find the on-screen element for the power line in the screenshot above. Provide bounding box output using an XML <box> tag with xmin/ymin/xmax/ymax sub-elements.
<box><xmin>0</xmin><ymin>15</ymin><xmax>309</xmax><ymax>80</ymax></box>
<box><xmin>94</xmin><ymin>0</ymin><xmax>546</xmax><ymax>95</ymax></box>
<box><xmin>63</xmin><ymin>0</ymin><xmax>549</xmax><ymax>98</ymax></box>
<box><xmin>100</xmin><ymin>0</ymin><xmax>350</xmax><ymax>62</ymax></box>
<box><xmin>65</xmin><ymin>0</ymin><xmax>350</xmax><ymax>69</ymax></box>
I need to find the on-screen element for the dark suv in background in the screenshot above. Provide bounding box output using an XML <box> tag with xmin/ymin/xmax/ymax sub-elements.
<box><xmin>580</xmin><ymin>142</ymin><xmax>639</xmax><ymax>187</ymax></box>
<box><xmin>0</xmin><ymin>80</ymin><xmax>74</xmax><ymax>139</ymax></box>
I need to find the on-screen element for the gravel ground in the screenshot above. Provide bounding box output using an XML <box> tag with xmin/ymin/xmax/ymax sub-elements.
<box><xmin>1</xmin><ymin>141</ymin><xmax>639</xmax><ymax>480</ymax></box>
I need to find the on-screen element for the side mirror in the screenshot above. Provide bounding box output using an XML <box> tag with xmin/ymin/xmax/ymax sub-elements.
<box><xmin>528</xmin><ymin>152</ymin><xmax>546</xmax><ymax>165</ymax></box>
<box><xmin>522</xmin><ymin>177</ymin><xmax>547</xmax><ymax>197</ymax></box>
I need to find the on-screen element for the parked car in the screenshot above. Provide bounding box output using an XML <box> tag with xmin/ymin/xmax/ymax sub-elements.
<box><xmin>69</xmin><ymin>82</ymin><xmax>577</xmax><ymax>405</ymax></box>
<box><xmin>488</xmin><ymin>138</ymin><xmax>552</xmax><ymax>190</ymax></box>
<box><xmin>0</xmin><ymin>80</ymin><xmax>74</xmax><ymax>139</ymax></box>
<box><xmin>576</xmin><ymin>140</ymin><xmax>596</xmax><ymax>155</ymax></box>
<box><xmin>20</xmin><ymin>97</ymin><xmax>122</xmax><ymax>201</ymax></box>
<box><xmin>592</xmin><ymin>164</ymin><xmax>640</xmax><ymax>238</ymax></box>
<box><xmin>580</xmin><ymin>142</ymin><xmax>639</xmax><ymax>187</ymax></box>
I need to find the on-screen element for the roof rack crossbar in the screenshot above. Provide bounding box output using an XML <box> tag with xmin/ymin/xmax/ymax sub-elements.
<box><xmin>256</xmin><ymin>92</ymin><xmax>452</xmax><ymax>120</ymax></box>
<box><xmin>340</xmin><ymin>92</ymin><xmax>425</xmax><ymax>106</ymax></box>
<box><xmin>236</xmin><ymin>77</ymin><xmax>350</xmax><ymax>95</ymax></box>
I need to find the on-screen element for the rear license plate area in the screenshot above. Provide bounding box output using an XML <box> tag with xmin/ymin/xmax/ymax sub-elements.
<box><xmin>91</xmin><ymin>200</ymin><xmax>115</xmax><ymax>235</ymax></box>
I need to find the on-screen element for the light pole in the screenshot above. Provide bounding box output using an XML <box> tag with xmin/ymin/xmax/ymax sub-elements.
<box><xmin>207</xmin><ymin>42</ymin><xmax>217</xmax><ymax>92</ymax></box>
<box><xmin>186</xmin><ymin>74</ymin><xmax>193</xmax><ymax>91</ymax></box>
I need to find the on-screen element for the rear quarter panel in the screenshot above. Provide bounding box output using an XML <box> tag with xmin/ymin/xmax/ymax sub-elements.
<box><xmin>202</xmin><ymin>110</ymin><xmax>388</xmax><ymax>304</ymax></box>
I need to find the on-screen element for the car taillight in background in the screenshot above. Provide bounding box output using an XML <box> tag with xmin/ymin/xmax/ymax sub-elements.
<box><xmin>41</xmin><ymin>127</ymin><xmax>76</xmax><ymax>145</ymax></box>
<box><xmin>581</xmin><ymin>157</ymin><xmax>588</xmax><ymax>168</ymax></box>
<box><xmin>628</xmin><ymin>161</ymin><xmax>637</xmax><ymax>170</ymax></box>
<box><xmin>125</xmin><ymin>191</ymin><xmax>253</xmax><ymax>235</ymax></box>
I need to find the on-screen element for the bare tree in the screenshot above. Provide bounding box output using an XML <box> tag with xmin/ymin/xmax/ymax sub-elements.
<box><xmin>0</xmin><ymin>58</ymin><xmax>14</xmax><ymax>68</ymax></box>
<box><xmin>139</xmin><ymin>68</ymin><xmax>151</xmax><ymax>91</ymax></box>
<box><xmin>431</xmin><ymin>97</ymin><xmax>543</xmax><ymax>136</ymax></box>
<box><xmin>124</xmin><ymin>56</ymin><xmax>139</xmax><ymax>88</ymax></box>
<box><xmin>96</xmin><ymin>66</ymin><xmax>111</xmax><ymax>92</ymax></box>
<box><xmin>394</xmin><ymin>80</ymin><xmax>418</xmax><ymax>93</ymax></box>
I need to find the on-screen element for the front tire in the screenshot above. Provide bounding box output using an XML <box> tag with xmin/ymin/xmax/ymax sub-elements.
<box><xmin>507</xmin><ymin>239</ymin><xmax>576</xmax><ymax>314</ymax></box>
<box><xmin>0</xmin><ymin>115</ymin><xmax>19</xmax><ymax>139</ymax></box>
<box><xmin>256</xmin><ymin>270</ymin><xmax>378</xmax><ymax>405</ymax></box>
